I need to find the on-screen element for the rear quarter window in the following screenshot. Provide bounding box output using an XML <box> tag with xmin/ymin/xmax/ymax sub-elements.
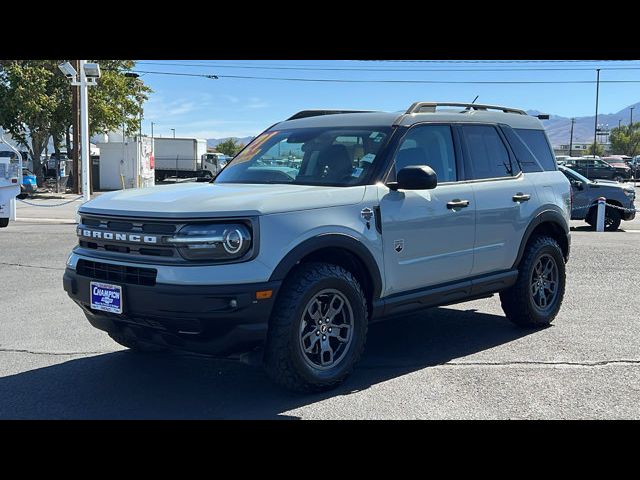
<box><xmin>514</xmin><ymin>128</ymin><xmax>556</xmax><ymax>171</ymax></box>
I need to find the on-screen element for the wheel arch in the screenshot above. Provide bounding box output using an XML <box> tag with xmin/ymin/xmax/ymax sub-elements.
<box><xmin>513</xmin><ymin>210</ymin><xmax>570</xmax><ymax>267</ymax></box>
<box><xmin>269</xmin><ymin>234</ymin><xmax>383</xmax><ymax>316</ymax></box>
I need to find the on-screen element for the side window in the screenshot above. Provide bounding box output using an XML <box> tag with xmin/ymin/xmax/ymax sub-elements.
<box><xmin>502</xmin><ymin>127</ymin><xmax>542</xmax><ymax>173</ymax></box>
<box><xmin>462</xmin><ymin>125</ymin><xmax>514</xmax><ymax>179</ymax></box>
<box><xmin>393</xmin><ymin>125</ymin><xmax>457</xmax><ymax>183</ymax></box>
<box><xmin>514</xmin><ymin>128</ymin><xmax>556</xmax><ymax>171</ymax></box>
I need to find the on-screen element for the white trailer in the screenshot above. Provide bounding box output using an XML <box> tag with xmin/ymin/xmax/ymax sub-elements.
<box><xmin>0</xmin><ymin>133</ymin><xmax>22</xmax><ymax>227</ymax></box>
<box><xmin>153</xmin><ymin>138</ymin><xmax>216</xmax><ymax>180</ymax></box>
<box><xmin>95</xmin><ymin>136</ymin><xmax>154</xmax><ymax>190</ymax></box>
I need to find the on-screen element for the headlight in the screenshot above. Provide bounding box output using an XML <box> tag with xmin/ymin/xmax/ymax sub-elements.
<box><xmin>623</xmin><ymin>189</ymin><xmax>635</xmax><ymax>198</ymax></box>
<box><xmin>167</xmin><ymin>223</ymin><xmax>252</xmax><ymax>261</ymax></box>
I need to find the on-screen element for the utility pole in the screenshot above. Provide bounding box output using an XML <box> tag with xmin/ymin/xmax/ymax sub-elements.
<box><xmin>171</xmin><ymin>128</ymin><xmax>175</xmax><ymax>139</ymax></box>
<box><xmin>569</xmin><ymin>118</ymin><xmax>575</xmax><ymax>157</ymax></box>
<box><xmin>71</xmin><ymin>60</ymin><xmax>80</xmax><ymax>194</ymax></box>
<box><xmin>631</xmin><ymin>106</ymin><xmax>635</xmax><ymax>129</ymax></box>
<box><xmin>79</xmin><ymin>60</ymin><xmax>91</xmax><ymax>202</ymax></box>
<box><xmin>618</xmin><ymin>119</ymin><xmax>622</xmax><ymax>129</ymax></box>
<box><xmin>593</xmin><ymin>68</ymin><xmax>600</xmax><ymax>157</ymax></box>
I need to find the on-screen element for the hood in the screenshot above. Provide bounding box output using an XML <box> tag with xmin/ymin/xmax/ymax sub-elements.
<box><xmin>79</xmin><ymin>182</ymin><xmax>366</xmax><ymax>218</ymax></box>
<box><xmin>590</xmin><ymin>179</ymin><xmax>635</xmax><ymax>192</ymax></box>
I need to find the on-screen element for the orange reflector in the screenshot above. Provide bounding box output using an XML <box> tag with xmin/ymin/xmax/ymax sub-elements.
<box><xmin>255</xmin><ymin>290</ymin><xmax>273</xmax><ymax>300</ymax></box>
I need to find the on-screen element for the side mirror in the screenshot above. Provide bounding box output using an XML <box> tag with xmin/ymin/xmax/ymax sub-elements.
<box><xmin>388</xmin><ymin>165</ymin><xmax>438</xmax><ymax>191</ymax></box>
<box><xmin>574</xmin><ymin>181</ymin><xmax>584</xmax><ymax>190</ymax></box>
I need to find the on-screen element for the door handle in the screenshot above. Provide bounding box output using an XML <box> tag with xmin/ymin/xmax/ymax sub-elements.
<box><xmin>512</xmin><ymin>193</ymin><xmax>531</xmax><ymax>202</ymax></box>
<box><xmin>447</xmin><ymin>199</ymin><xmax>470</xmax><ymax>209</ymax></box>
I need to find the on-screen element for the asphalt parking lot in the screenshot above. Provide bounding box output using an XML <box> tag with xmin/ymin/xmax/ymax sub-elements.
<box><xmin>0</xmin><ymin>194</ymin><xmax>639</xmax><ymax>419</ymax></box>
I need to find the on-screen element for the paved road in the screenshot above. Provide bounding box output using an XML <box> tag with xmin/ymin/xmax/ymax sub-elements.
<box><xmin>0</xmin><ymin>198</ymin><xmax>639</xmax><ymax>419</ymax></box>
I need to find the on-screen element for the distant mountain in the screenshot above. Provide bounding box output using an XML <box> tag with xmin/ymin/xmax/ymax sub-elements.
<box><xmin>207</xmin><ymin>136</ymin><xmax>255</xmax><ymax>149</ymax></box>
<box><xmin>530</xmin><ymin>101</ymin><xmax>640</xmax><ymax>146</ymax></box>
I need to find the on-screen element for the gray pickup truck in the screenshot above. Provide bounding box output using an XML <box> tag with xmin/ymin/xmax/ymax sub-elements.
<box><xmin>559</xmin><ymin>165</ymin><xmax>636</xmax><ymax>231</ymax></box>
<box><xmin>64</xmin><ymin>102</ymin><xmax>572</xmax><ymax>392</ymax></box>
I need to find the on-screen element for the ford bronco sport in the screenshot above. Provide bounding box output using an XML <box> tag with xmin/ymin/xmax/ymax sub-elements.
<box><xmin>63</xmin><ymin>102</ymin><xmax>571</xmax><ymax>392</ymax></box>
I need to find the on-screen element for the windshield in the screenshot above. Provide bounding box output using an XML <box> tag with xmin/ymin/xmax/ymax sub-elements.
<box><xmin>560</xmin><ymin>166</ymin><xmax>590</xmax><ymax>184</ymax></box>
<box><xmin>215</xmin><ymin>126</ymin><xmax>391</xmax><ymax>186</ymax></box>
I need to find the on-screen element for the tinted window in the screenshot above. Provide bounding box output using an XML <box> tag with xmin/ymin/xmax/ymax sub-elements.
<box><xmin>462</xmin><ymin>125</ymin><xmax>514</xmax><ymax>179</ymax></box>
<box><xmin>502</xmin><ymin>127</ymin><xmax>542</xmax><ymax>173</ymax></box>
<box><xmin>215</xmin><ymin>127</ymin><xmax>390</xmax><ymax>186</ymax></box>
<box><xmin>514</xmin><ymin>128</ymin><xmax>556</xmax><ymax>171</ymax></box>
<box><xmin>393</xmin><ymin>125</ymin><xmax>457</xmax><ymax>183</ymax></box>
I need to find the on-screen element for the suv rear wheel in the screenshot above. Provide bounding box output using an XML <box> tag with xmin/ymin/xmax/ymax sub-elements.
<box><xmin>264</xmin><ymin>262</ymin><xmax>368</xmax><ymax>393</ymax></box>
<box><xmin>500</xmin><ymin>235</ymin><xmax>565</xmax><ymax>327</ymax></box>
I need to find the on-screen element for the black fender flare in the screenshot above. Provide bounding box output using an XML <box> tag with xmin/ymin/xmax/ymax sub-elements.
<box><xmin>512</xmin><ymin>209</ymin><xmax>569</xmax><ymax>268</ymax></box>
<box><xmin>269</xmin><ymin>233</ymin><xmax>383</xmax><ymax>299</ymax></box>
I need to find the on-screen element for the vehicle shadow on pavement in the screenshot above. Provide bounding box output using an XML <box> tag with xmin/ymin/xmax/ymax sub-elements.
<box><xmin>0</xmin><ymin>306</ymin><xmax>537</xmax><ymax>419</ymax></box>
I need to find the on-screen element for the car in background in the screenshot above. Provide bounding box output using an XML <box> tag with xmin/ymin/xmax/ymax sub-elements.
<box><xmin>559</xmin><ymin>165</ymin><xmax>635</xmax><ymax>231</ymax></box>
<box><xmin>628</xmin><ymin>155</ymin><xmax>640</xmax><ymax>178</ymax></box>
<box><xmin>555</xmin><ymin>155</ymin><xmax>570</xmax><ymax>166</ymax></box>
<box><xmin>565</xmin><ymin>157</ymin><xmax>631</xmax><ymax>182</ymax></box>
<box><xmin>17</xmin><ymin>168</ymin><xmax>37</xmax><ymax>199</ymax></box>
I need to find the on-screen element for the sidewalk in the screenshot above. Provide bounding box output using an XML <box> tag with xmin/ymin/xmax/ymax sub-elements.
<box><xmin>15</xmin><ymin>193</ymin><xmax>85</xmax><ymax>223</ymax></box>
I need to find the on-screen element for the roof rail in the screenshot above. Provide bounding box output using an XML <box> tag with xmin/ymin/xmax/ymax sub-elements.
<box><xmin>405</xmin><ymin>102</ymin><xmax>527</xmax><ymax>115</ymax></box>
<box><xmin>286</xmin><ymin>110</ymin><xmax>375</xmax><ymax>121</ymax></box>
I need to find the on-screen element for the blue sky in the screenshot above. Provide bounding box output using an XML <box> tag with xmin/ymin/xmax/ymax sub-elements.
<box><xmin>137</xmin><ymin>60</ymin><xmax>640</xmax><ymax>140</ymax></box>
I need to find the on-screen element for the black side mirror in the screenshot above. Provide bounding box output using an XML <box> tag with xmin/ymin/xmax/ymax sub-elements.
<box><xmin>388</xmin><ymin>165</ymin><xmax>438</xmax><ymax>191</ymax></box>
<box><xmin>574</xmin><ymin>181</ymin><xmax>584</xmax><ymax>190</ymax></box>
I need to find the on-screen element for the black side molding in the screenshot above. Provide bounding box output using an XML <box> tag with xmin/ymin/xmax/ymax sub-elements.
<box><xmin>372</xmin><ymin>270</ymin><xmax>517</xmax><ymax>320</ymax></box>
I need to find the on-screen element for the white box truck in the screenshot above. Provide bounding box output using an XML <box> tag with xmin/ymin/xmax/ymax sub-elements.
<box><xmin>96</xmin><ymin>136</ymin><xmax>154</xmax><ymax>190</ymax></box>
<box><xmin>154</xmin><ymin>138</ymin><xmax>220</xmax><ymax>181</ymax></box>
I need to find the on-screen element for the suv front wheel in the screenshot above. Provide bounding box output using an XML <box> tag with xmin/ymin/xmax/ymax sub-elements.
<box><xmin>500</xmin><ymin>235</ymin><xmax>566</xmax><ymax>327</ymax></box>
<box><xmin>264</xmin><ymin>262</ymin><xmax>368</xmax><ymax>393</ymax></box>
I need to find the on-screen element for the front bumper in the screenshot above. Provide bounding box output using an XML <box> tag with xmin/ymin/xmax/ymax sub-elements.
<box><xmin>623</xmin><ymin>209</ymin><xmax>636</xmax><ymax>221</ymax></box>
<box><xmin>63</xmin><ymin>268</ymin><xmax>281</xmax><ymax>357</ymax></box>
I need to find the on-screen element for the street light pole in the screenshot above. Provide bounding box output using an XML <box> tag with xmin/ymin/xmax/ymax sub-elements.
<box><xmin>631</xmin><ymin>106</ymin><xmax>635</xmax><ymax>129</ymax></box>
<box><xmin>593</xmin><ymin>68</ymin><xmax>600</xmax><ymax>157</ymax></box>
<box><xmin>171</xmin><ymin>128</ymin><xmax>175</xmax><ymax>139</ymax></box>
<box><xmin>79</xmin><ymin>60</ymin><xmax>91</xmax><ymax>202</ymax></box>
<box><xmin>569</xmin><ymin>118</ymin><xmax>575</xmax><ymax>157</ymax></box>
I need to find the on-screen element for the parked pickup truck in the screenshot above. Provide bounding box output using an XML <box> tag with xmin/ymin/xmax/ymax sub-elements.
<box><xmin>559</xmin><ymin>165</ymin><xmax>635</xmax><ymax>231</ymax></box>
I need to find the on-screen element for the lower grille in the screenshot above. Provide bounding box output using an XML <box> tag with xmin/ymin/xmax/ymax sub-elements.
<box><xmin>76</xmin><ymin>259</ymin><xmax>157</xmax><ymax>286</ymax></box>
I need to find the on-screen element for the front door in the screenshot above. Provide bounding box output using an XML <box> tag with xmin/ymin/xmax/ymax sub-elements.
<box><xmin>378</xmin><ymin>124</ymin><xmax>476</xmax><ymax>296</ymax></box>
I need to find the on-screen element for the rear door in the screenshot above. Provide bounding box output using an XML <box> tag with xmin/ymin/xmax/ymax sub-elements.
<box><xmin>459</xmin><ymin>124</ymin><xmax>538</xmax><ymax>276</ymax></box>
<box><xmin>378</xmin><ymin>124</ymin><xmax>476</xmax><ymax>295</ymax></box>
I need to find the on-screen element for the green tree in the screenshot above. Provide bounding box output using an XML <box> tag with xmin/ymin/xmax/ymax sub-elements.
<box><xmin>0</xmin><ymin>60</ymin><xmax>151</xmax><ymax>182</ymax></box>
<box><xmin>585</xmin><ymin>142</ymin><xmax>605</xmax><ymax>157</ymax></box>
<box><xmin>216</xmin><ymin>138</ymin><xmax>245</xmax><ymax>157</ymax></box>
<box><xmin>609</xmin><ymin>123</ymin><xmax>640</xmax><ymax>156</ymax></box>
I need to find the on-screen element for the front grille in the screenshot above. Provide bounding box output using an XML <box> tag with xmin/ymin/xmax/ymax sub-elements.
<box><xmin>78</xmin><ymin>215</ymin><xmax>180</xmax><ymax>260</ymax></box>
<box><xmin>76</xmin><ymin>259</ymin><xmax>157</xmax><ymax>286</ymax></box>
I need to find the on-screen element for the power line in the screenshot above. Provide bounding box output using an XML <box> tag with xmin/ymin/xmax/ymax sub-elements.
<box><xmin>131</xmin><ymin>70</ymin><xmax>640</xmax><ymax>84</ymax></box>
<box><xmin>136</xmin><ymin>61</ymin><xmax>640</xmax><ymax>72</ymax></box>
<box><xmin>362</xmin><ymin>59</ymin><xmax>638</xmax><ymax>63</ymax></box>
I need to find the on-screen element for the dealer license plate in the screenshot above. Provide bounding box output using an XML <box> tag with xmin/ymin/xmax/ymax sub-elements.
<box><xmin>90</xmin><ymin>282</ymin><xmax>123</xmax><ymax>314</ymax></box>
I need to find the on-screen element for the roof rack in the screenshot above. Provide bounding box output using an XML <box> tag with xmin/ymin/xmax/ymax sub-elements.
<box><xmin>286</xmin><ymin>110</ymin><xmax>375</xmax><ymax>121</ymax></box>
<box><xmin>405</xmin><ymin>102</ymin><xmax>527</xmax><ymax>115</ymax></box>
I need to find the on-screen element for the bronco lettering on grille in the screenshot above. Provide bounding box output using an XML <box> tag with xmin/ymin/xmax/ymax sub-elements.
<box><xmin>78</xmin><ymin>227</ymin><xmax>158</xmax><ymax>244</ymax></box>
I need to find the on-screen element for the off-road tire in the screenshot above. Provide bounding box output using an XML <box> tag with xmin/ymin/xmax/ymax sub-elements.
<box><xmin>500</xmin><ymin>235</ymin><xmax>565</xmax><ymax>327</ymax></box>
<box><xmin>264</xmin><ymin>262</ymin><xmax>368</xmax><ymax>393</ymax></box>
<box><xmin>108</xmin><ymin>331</ymin><xmax>166</xmax><ymax>353</ymax></box>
